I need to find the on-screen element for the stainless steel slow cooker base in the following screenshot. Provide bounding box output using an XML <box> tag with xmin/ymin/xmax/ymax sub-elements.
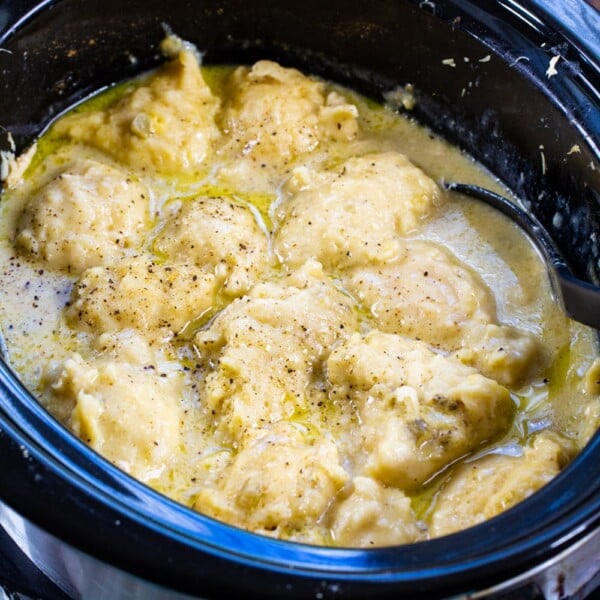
<box><xmin>2</xmin><ymin>499</ymin><xmax>599</xmax><ymax>599</ymax></box>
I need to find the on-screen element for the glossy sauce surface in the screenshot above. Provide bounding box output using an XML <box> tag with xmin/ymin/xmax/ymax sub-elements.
<box><xmin>0</xmin><ymin>39</ymin><xmax>598</xmax><ymax>546</ymax></box>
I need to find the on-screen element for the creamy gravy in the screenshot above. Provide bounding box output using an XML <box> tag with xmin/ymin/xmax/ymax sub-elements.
<box><xmin>0</xmin><ymin>38</ymin><xmax>598</xmax><ymax>546</ymax></box>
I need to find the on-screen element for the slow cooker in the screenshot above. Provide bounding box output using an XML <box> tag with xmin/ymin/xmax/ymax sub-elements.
<box><xmin>0</xmin><ymin>0</ymin><xmax>599</xmax><ymax>598</ymax></box>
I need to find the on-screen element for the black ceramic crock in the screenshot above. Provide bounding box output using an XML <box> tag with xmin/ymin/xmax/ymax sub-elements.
<box><xmin>0</xmin><ymin>1</ymin><xmax>599</xmax><ymax>598</ymax></box>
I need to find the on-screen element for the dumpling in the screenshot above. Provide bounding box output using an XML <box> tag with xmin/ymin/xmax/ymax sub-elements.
<box><xmin>65</xmin><ymin>256</ymin><xmax>217</xmax><ymax>338</ymax></box>
<box><xmin>15</xmin><ymin>160</ymin><xmax>148</xmax><ymax>273</ymax></box>
<box><xmin>195</xmin><ymin>260</ymin><xmax>357</xmax><ymax>442</ymax></box>
<box><xmin>54</xmin><ymin>38</ymin><xmax>219</xmax><ymax>175</ymax></box>
<box><xmin>50</xmin><ymin>333</ymin><xmax>183</xmax><ymax>481</ymax></box>
<box><xmin>194</xmin><ymin>422</ymin><xmax>349</xmax><ymax>540</ymax></box>
<box><xmin>216</xmin><ymin>60</ymin><xmax>359</xmax><ymax>189</ymax></box>
<box><xmin>327</xmin><ymin>331</ymin><xmax>513</xmax><ymax>489</ymax></box>
<box><xmin>430</xmin><ymin>432</ymin><xmax>572</xmax><ymax>536</ymax></box>
<box><xmin>273</xmin><ymin>152</ymin><xmax>441</xmax><ymax>270</ymax></box>
<box><xmin>346</xmin><ymin>240</ymin><xmax>540</xmax><ymax>385</ymax></box>
<box><xmin>153</xmin><ymin>196</ymin><xmax>269</xmax><ymax>296</ymax></box>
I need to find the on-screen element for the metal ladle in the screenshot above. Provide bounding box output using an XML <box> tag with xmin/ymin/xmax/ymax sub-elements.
<box><xmin>445</xmin><ymin>182</ymin><xmax>600</xmax><ymax>330</ymax></box>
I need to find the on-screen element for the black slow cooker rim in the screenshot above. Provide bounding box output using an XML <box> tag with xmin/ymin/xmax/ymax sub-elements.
<box><xmin>1</xmin><ymin>354</ymin><xmax>600</xmax><ymax>597</ymax></box>
<box><xmin>0</xmin><ymin>0</ymin><xmax>599</xmax><ymax>597</ymax></box>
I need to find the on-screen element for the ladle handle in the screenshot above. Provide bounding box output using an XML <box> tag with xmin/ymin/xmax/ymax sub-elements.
<box><xmin>445</xmin><ymin>182</ymin><xmax>600</xmax><ymax>330</ymax></box>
